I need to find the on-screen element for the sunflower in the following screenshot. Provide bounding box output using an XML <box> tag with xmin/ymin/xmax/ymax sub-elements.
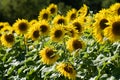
<box><xmin>50</xmin><ymin>24</ymin><xmax>65</xmax><ymax>42</ymax></box>
<box><xmin>71</xmin><ymin>17</ymin><xmax>84</xmax><ymax>35</ymax></box>
<box><xmin>52</xmin><ymin>15</ymin><xmax>67</xmax><ymax>25</ymax></box>
<box><xmin>77</xmin><ymin>4</ymin><xmax>88</xmax><ymax>17</ymax></box>
<box><xmin>109</xmin><ymin>3</ymin><xmax>120</xmax><ymax>16</ymax></box>
<box><xmin>38</xmin><ymin>20</ymin><xmax>50</xmax><ymax>36</ymax></box>
<box><xmin>65</xmin><ymin>24</ymin><xmax>79</xmax><ymax>38</ymax></box>
<box><xmin>1</xmin><ymin>33</ymin><xmax>15</xmax><ymax>47</ymax></box>
<box><xmin>0</xmin><ymin>22</ymin><xmax>11</xmax><ymax>31</ymax></box>
<box><xmin>104</xmin><ymin>16</ymin><xmax>120</xmax><ymax>42</ymax></box>
<box><xmin>39</xmin><ymin>47</ymin><xmax>59</xmax><ymax>65</ymax></box>
<box><xmin>38</xmin><ymin>9</ymin><xmax>50</xmax><ymax>21</ymax></box>
<box><xmin>56</xmin><ymin>62</ymin><xmax>76</xmax><ymax>80</ymax></box>
<box><xmin>93</xmin><ymin>9</ymin><xmax>110</xmax><ymax>43</ymax></box>
<box><xmin>29</xmin><ymin>19</ymin><xmax>38</xmax><ymax>25</ymax></box>
<box><xmin>66</xmin><ymin>38</ymin><xmax>85</xmax><ymax>52</ymax></box>
<box><xmin>47</xmin><ymin>3</ymin><xmax>58</xmax><ymax>15</ymax></box>
<box><xmin>27</xmin><ymin>24</ymin><xmax>40</xmax><ymax>41</ymax></box>
<box><xmin>13</xmin><ymin>19</ymin><xmax>30</xmax><ymax>35</ymax></box>
<box><xmin>66</xmin><ymin>8</ymin><xmax>77</xmax><ymax>23</ymax></box>
<box><xmin>1</xmin><ymin>25</ymin><xmax>13</xmax><ymax>34</ymax></box>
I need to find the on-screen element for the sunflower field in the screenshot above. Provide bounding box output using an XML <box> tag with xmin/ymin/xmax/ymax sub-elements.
<box><xmin>0</xmin><ymin>2</ymin><xmax>120</xmax><ymax>80</ymax></box>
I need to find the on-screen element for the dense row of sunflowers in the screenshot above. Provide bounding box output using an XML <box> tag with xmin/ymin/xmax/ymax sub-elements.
<box><xmin>0</xmin><ymin>2</ymin><xmax>120</xmax><ymax>80</ymax></box>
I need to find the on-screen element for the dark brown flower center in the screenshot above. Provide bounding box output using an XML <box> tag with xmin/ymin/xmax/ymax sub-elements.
<box><xmin>73</xmin><ymin>22</ymin><xmax>81</xmax><ymax>32</ymax></box>
<box><xmin>18</xmin><ymin>22</ymin><xmax>28</xmax><ymax>31</ymax></box>
<box><xmin>112</xmin><ymin>21</ymin><xmax>120</xmax><ymax>36</ymax></box>
<box><xmin>117</xmin><ymin>8</ymin><xmax>120</xmax><ymax>15</ymax></box>
<box><xmin>57</xmin><ymin>19</ymin><xmax>65</xmax><ymax>24</ymax></box>
<box><xmin>50</xmin><ymin>8</ymin><xmax>56</xmax><ymax>14</ymax></box>
<box><xmin>64</xmin><ymin>66</ymin><xmax>73</xmax><ymax>73</ymax></box>
<box><xmin>43</xmin><ymin>13</ymin><xmax>48</xmax><ymax>20</ymax></box>
<box><xmin>40</xmin><ymin>25</ymin><xmax>48</xmax><ymax>33</ymax></box>
<box><xmin>33</xmin><ymin>30</ymin><xmax>39</xmax><ymax>38</ymax></box>
<box><xmin>72</xmin><ymin>39</ymin><xmax>82</xmax><ymax>50</ymax></box>
<box><xmin>5</xmin><ymin>34</ymin><xmax>14</xmax><ymax>43</ymax></box>
<box><xmin>0</xmin><ymin>25</ymin><xmax>4</xmax><ymax>30</ymax></box>
<box><xmin>46</xmin><ymin>49</ymin><xmax>55</xmax><ymax>58</ymax></box>
<box><xmin>100</xmin><ymin>19</ymin><xmax>109</xmax><ymax>30</ymax></box>
<box><xmin>54</xmin><ymin>30</ymin><xmax>63</xmax><ymax>38</ymax></box>
<box><xmin>70</xmin><ymin>13</ymin><xmax>76</xmax><ymax>20</ymax></box>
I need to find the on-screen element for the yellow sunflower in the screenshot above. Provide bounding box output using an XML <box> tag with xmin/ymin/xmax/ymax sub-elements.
<box><xmin>66</xmin><ymin>8</ymin><xmax>77</xmax><ymax>23</ymax></box>
<box><xmin>1</xmin><ymin>25</ymin><xmax>13</xmax><ymax>34</ymax></box>
<box><xmin>1</xmin><ymin>33</ymin><xmax>15</xmax><ymax>47</ymax></box>
<box><xmin>0</xmin><ymin>22</ymin><xmax>9</xmax><ymax>31</ymax></box>
<box><xmin>27</xmin><ymin>24</ymin><xmax>40</xmax><ymax>41</ymax></box>
<box><xmin>71</xmin><ymin>17</ymin><xmax>84</xmax><ymax>35</ymax></box>
<box><xmin>104</xmin><ymin>16</ymin><xmax>120</xmax><ymax>42</ymax></box>
<box><xmin>39</xmin><ymin>47</ymin><xmax>59</xmax><ymax>65</ymax></box>
<box><xmin>13</xmin><ymin>19</ymin><xmax>30</xmax><ymax>35</ymax></box>
<box><xmin>38</xmin><ymin>9</ymin><xmax>50</xmax><ymax>21</ymax></box>
<box><xmin>65</xmin><ymin>24</ymin><xmax>79</xmax><ymax>38</ymax></box>
<box><xmin>50</xmin><ymin>24</ymin><xmax>65</xmax><ymax>42</ymax></box>
<box><xmin>38</xmin><ymin>20</ymin><xmax>50</xmax><ymax>36</ymax></box>
<box><xmin>93</xmin><ymin>9</ymin><xmax>110</xmax><ymax>43</ymax></box>
<box><xmin>52</xmin><ymin>15</ymin><xmax>67</xmax><ymax>25</ymax></box>
<box><xmin>29</xmin><ymin>19</ymin><xmax>38</xmax><ymax>25</ymax></box>
<box><xmin>66</xmin><ymin>38</ymin><xmax>85</xmax><ymax>52</ymax></box>
<box><xmin>47</xmin><ymin>3</ymin><xmax>58</xmax><ymax>15</ymax></box>
<box><xmin>77</xmin><ymin>4</ymin><xmax>88</xmax><ymax>17</ymax></box>
<box><xmin>56</xmin><ymin>62</ymin><xmax>76</xmax><ymax>80</ymax></box>
<box><xmin>109</xmin><ymin>3</ymin><xmax>120</xmax><ymax>16</ymax></box>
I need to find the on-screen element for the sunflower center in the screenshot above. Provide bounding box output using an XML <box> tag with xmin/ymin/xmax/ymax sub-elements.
<box><xmin>64</xmin><ymin>66</ymin><xmax>73</xmax><ymax>73</ymax></box>
<box><xmin>40</xmin><ymin>25</ymin><xmax>48</xmax><ymax>33</ymax></box>
<box><xmin>112</xmin><ymin>21</ymin><xmax>120</xmax><ymax>36</ymax></box>
<box><xmin>72</xmin><ymin>40</ymin><xmax>82</xmax><ymax>50</ymax></box>
<box><xmin>0</xmin><ymin>25</ymin><xmax>4</xmax><ymax>30</ymax></box>
<box><xmin>19</xmin><ymin>22</ymin><xmax>28</xmax><ymax>31</ymax></box>
<box><xmin>70</xmin><ymin>13</ymin><xmax>76</xmax><ymax>20</ymax></box>
<box><xmin>33</xmin><ymin>30</ymin><xmax>39</xmax><ymax>38</ymax></box>
<box><xmin>73</xmin><ymin>22</ymin><xmax>81</xmax><ymax>32</ymax></box>
<box><xmin>57</xmin><ymin>19</ymin><xmax>65</xmax><ymax>24</ymax></box>
<box><xmin>5</xmin><ymin>34</ymin><xmax>14</xmax><ymax>43</ymax></box>
<box><xmin>100</xmin><ymin>19</ymin><xmax>109</xmax><ymax>30</ymax></box>
<box><xmin>43</xmin><ymin>13</ymin><xmax>48</xmax><ymax>20</ymax></box>
<box><xmin>50</xmin><ymin>8</ymin><xmax>56</xmax><ymax>14</ymax></box>
<box><xmin>46</xmin><ymin>49</ymin><xmax>55</xmax><ymax>58</ymax></box>
<box><xmin>117</xmin><ymin>8</ymin><xmax>120</xmax><ymax>15</ymax></box>
<box><xmin>55</xmin><ymin>30</ymin><xmax>62</xmax><ymax>38</ymax></box>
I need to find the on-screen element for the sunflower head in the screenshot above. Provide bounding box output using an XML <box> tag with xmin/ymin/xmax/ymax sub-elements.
<box><xmin>13</xmin><ymin>19</ymin><xmax>30</xmax><ymax>35</ymax></box>
<box><xmin>66</xmin><ymin>38</ymin><xmax>85</xmax><ymax>52</ymax></box>
<box><xmin>47</xmin><ymin>3</ymin><xmax>58</xmax><ymax>15</ymax></box>
<box><xmin>52</xmin><ymin>15</ymin><xmax>67</xmax><ymax>25</ymax></box>
<box><xmin>1</xmin><ymin>33</ymin><xmax>15</xmax><ymax>47</ymax></box>
<box><xmin>38</xmin><ymin>20</ymin><xmax>50</xmax><ymax>35</ymax></box>
<box><xmin>39</xmin><ymin>47</ymin><xmax>59</xmax><ymax>65</ymax></box>
<box><xmin>56</xmin><ymin>62</ymin><xmax>76</xmax><ymax>80</ymax></box>
<box><xmin>38</xmin><ymin>9</ymin><xmax>50</xmax><ymax>21</ymax></box>
<box><xmin>50</xmin><ymin>24</ymin><xmax>65</xmax><ymax>42</ymax></box>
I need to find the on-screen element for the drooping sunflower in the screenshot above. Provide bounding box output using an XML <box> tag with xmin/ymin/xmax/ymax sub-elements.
<box><xmin>66</xmin><ymin>38</ymin><xmax>85</xmax><ymax>52</ymax></box>
<box><xmin>27</xmin><ymin>24</ymin><xmax>40</xmax><ymax>41</ymax></box>
<box><xmin>38</xmin><ymin>9</ymin><xmax>50</xmax><ymax>21</ymax></box>
<box><xmin>38</xmin><ymin>20</ymin><xmax>50</xmax><ymax>36</ymax></box>
<box><xmin>13</xmin><ymin>19</ymin><xmax>30</xmax><ymax>35</ymax></box>
<box><xmin>52</xmin><ymin>15</ymin><xmax>67</xmax><ymax>25</ymax></box>
<box><xmin>1</xmin><ymin>33</ymin><xmax>15</xmax><ymax>47</ymax></box>
<box><xmin>71</xmin><ymin>17</ymin><xmax>84</xmax><ymax>35</ymax></box>
<box><xmin>66</xmin><ymin>8</ymin><xmax>77</xmax><ymax>23</ymax></box>
<box><xmin>47</xmin><ymin>3</ymin><xmax>58</xmax><ymax>15</ymax></box>
<box><xmin>39</xmin><ymin>47</ymin><xmax>59</xmax><ymax>65</ymax></box>
<box><xmin>77</xmin><ymin>4</ymin><xmax>88</xmax><ymax>17</ymax></box>
<box><xmin>93</xmin><ymin>9</ymin><xmax>110</xmax><ymax>43</ymax></box>
<box><xmin>56</xmin><ymin>62</ymin><xmax>76</xmax><ymax>80</ymax></box>
<box><xmin>109</xmin><ymin>3</ymin><xmax>120</xmax><ymax>16</ymax></box>
<box><xmin>50</xmin><ymin>24</ymin><xmax>65</xmax><ymax>42</ymax></box>
<box><xmin>104</xmin><ymin>16</ymin><xmax>120</xmax><ymax>42</ymax></box>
